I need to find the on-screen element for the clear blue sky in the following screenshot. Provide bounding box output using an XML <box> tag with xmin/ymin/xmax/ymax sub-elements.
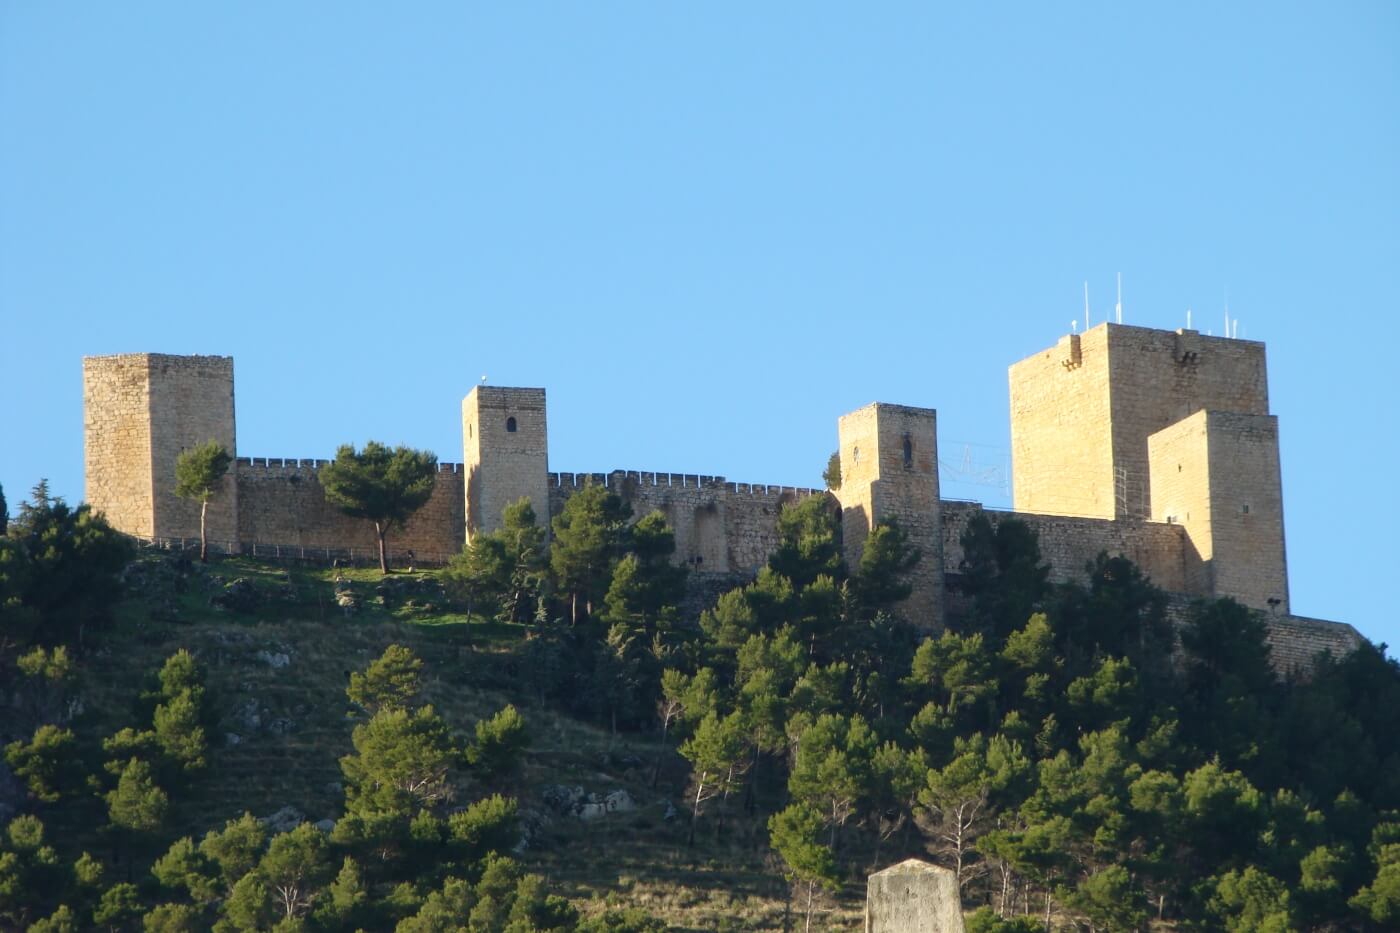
<box><xmin>2</xmin><ymin>3</ymin><xmax>1396</xmax><ymax>648</ymax></box>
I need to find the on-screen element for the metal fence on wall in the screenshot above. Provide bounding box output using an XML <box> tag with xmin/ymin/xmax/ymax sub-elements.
<box><xmin>131</xmin><ymin>536</ymin><xmax>458</xmax><ymax>567</ymax></box>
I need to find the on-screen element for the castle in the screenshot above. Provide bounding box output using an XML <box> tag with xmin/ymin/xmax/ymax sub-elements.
<box><xmin>82</xmin><ymin>322</ymin><xmax>1360</xmax><ymax>669</ymax></box>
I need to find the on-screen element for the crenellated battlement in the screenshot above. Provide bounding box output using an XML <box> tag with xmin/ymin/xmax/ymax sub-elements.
<box><xmin>234</xmin><ymin>457</ymin><xmax>466</xmax><ymax>474</ymax></box>
<box><xmin>547</xmin><ymin>470</ymin><xmax>822</xmax><ymax>499</ymax></box>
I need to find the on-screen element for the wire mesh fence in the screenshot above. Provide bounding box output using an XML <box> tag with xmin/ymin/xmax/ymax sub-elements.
<box><xmin>130</xmin><ymin>536</ymin><xmax>458</xmax><ymax>568</ymax></box>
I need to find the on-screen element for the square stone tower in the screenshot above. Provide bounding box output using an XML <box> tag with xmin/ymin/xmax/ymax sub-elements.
<box><xmin>83</xmin><ymin>353</ymin><xmax>238</xmax><ymax>543</ymax></box>
<box><xmin>1009</xmin><ymin>323</ymin><xmax>1269</xmax><ymax>519</ymax></box>
<box><xmin>463</xmin><ymin>386</ymin><xmax>550</xmax><ymax>541</ymax></box>
<box><xmin>836</xmin><ymin>402</ymin><xmax>943</xmax><ymax>629</ymax></box>
<box><xmin>1148</xmin><ymin>410</ymin><xmax>1289</xmax><ymax>612</ymax></box>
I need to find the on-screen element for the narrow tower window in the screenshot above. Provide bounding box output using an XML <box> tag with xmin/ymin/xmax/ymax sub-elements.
<box><xmin>902</xmin><ymin>434</ymin><xmax>913</xmax><ymax>470</ymax></box>
<box><xmin>506</xmin><ymin>416</ymin><xmax>517</xmax><ymax>433</ymax></box>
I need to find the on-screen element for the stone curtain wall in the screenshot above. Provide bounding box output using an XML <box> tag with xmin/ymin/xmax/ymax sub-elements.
<box><xmin>1264</xmin><ymin>614</ymin><xmax>1361</xmax><ymax>673</ymax></box>
<box><xmin>235</xmin><ymin>460</ymin><xmax>465</xmax><ymax>561</ymax></box>
<box><xmin>233</xmin><ymin>459</ymin><xmax>822</xmax><ymax>573</ymax></box>
<box><xmin>941</xmin><ymin>501</ymin><xmax>1191</xmax><ymax>594</ymax></box>
<box><xmin>84</xmin><ymin>355</ymin><xmax>157</xmax><ymax>536</ymax></box>
<box><xmin>549</xmin><ymin>470</ymin><xmax>830</xmax><ymax>576</ymax></box>
<box><xmin>147</xmin><ymin>354</ymin><xmax>238</xmax><ymax>544</ymax></box>
<box><xmin>1160</xmin><ymin>597</ymin><xmax>1361</xmax><ymax>676</ymax></box>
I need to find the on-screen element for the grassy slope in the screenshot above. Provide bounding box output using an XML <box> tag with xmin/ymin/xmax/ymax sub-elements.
<box><xmin>65</xmin><ymin>553</ymin><xmax>866</xmax><ymax>931</ymax></box>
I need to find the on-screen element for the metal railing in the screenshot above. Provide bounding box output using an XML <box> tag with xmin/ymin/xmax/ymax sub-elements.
<box><xmin>130</xmin><ymin>536</ymin><xmax>458</xmax><ymax>567</ymax></box>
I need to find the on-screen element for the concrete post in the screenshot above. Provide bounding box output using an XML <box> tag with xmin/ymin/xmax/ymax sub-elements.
<box><xmin>866</xmin><ymin>859</ymin><xmax>964</xmax><ymax>933</ymax></box>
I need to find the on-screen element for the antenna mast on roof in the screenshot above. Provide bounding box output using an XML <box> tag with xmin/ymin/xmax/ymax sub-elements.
<box><xmin>1084</xmin><ymin>281</ymin><xmax>1091</xmax><ymax>331</ymax></box>
<box><xmin>1115</xmin><ymin>272</ymin><xmax>1123</xmax><ymax>324</ymax></box>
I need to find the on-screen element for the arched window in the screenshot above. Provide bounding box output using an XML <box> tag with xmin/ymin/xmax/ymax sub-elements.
<box><xmin>506</xmin><ymin>417</ymin><xmax>517</xmax><ymax>433</ymax></box>
<box><xmin>902</xmin><ymin>434</ymin><xmax>913</xmax><ymax>469</ymax></box>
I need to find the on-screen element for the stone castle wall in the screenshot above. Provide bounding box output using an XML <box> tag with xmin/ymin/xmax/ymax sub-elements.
<box><xmin>941</xmin><ymin>500</ymin><xmax>1190</xmax><ymax>592</ymax></box>
<box><xmin>234</xmin><ymin>459</ymin><xmax>465</xmax><ymax>560</ymax></box>
<box><xmin>1261</xmin><ymin>614</ymin><xmax>1361</xmax><ymax>673</ymax></box>
<box><xmin>549</xmin><ymin>470</ymin><xmax>829</xmax><ymax>576</ymax></box>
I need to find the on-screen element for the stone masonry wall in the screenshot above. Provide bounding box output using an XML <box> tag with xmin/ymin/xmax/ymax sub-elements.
<box><xmin>1161</xmin><ymin>597</ymin><xmax>1361</xmax><ymax>676</ymax></box>
<box><xmin>548</xmin><ymin>470</ymin><xmax>830</xmax><ymax>576</ymax></box>
<box><xmin>236</xmin><ymin>459</ymin><xmax>465</xmax><ymax>561</ymax></box>
<box><xmin>84</xmin><ymin>355</ymin><xmax>156</xmax><ymax>536</ymax></box>
<box><xmin>1263</xmin><ymin>614</ymin><xmax>1361</xmax><ymax>673</ymax></box>
<box><xmin>941</xmin><ymin>500</ymin><xmax>1191</xmax><ymax>594</ymax></box>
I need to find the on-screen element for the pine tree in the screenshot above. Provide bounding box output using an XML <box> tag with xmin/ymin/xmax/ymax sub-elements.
<box><xmin>173</xmin><ymin>440</ymin><xmax>232</xmax><ymax>562</ymax></box>
<box><xmin>445</xmin><ymin>497</ymin><xmax>548</xmax><ymax>622</ymax></box>
<box><xmin>319</xmin><ymin>441</ymin><xmax>438</xmax><ymax>574</ymax></box>
<box><xmin>679</xmin><ymin>711</ymin><xmax>748</xmax><ymax>845</ymax></box>
<box><xmin>4</xmin><ymin>725</ymin><xmax>79</xmax><ymax>802</ymax></box>
<box><xmin>466</xmin><ymin>705</ymin><xmax>529</xmax><ymax>778</ymax></box>
<box><xmin>258</xmin><ymin>824</ymin><xmax>333</xmax><ymax>923</ymax></box>
<box><xmin>769</xmin><ymin>496</ymin><xmax>843</xmax><ymax>588</ymax></box>
<box><xmin>105</xmin><ymin>758</ymin><xmax>168</xmax><ymax>835</ymax></box>
<box><xmin>550</xmin><ymin>482</ymin><xmax>632</xmax><ymax>624</ymax></box>
<box><xmin>768</xmin><ymin>803</ymin><xmax>838</xmax><ymax>933</ymax></box>
<box><xmin>346</xmin><ymin>643</ymin><xmax>423</xmax><ymax>715</ymax></box>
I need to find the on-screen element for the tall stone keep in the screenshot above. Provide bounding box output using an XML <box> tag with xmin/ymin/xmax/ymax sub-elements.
<box><xmin>1148</xmin><ymin>409</ymin><xmax>1289</xmax><ymax>612</ymax></box>
<box><xmin>836</xmin><ymin>403</ymin><xmax>943</xmax><ymax>629</ymax></box>
<box><xmin>463</xmin><ymin>386</ymin><xmax>550</xmax><ymax>541</ymax></box>
<box><xmin>1009</xmin><ymin>323</ymin><xmax>1269</xmax><ymax>519</ymax></box>
<box><xmin>83</xmin><ymin>353</ymin><xmax>238</xmax><ymax>542</ymax></box>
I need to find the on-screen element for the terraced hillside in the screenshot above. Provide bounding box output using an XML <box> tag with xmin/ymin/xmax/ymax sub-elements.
<box><xmin>26</xmin><ymin>552</ymin><xmax>865</xmax><ymax>931</ymax></box>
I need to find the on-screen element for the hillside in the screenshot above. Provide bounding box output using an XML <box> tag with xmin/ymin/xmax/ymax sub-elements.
<box><xmin>4</xmin><ymin>484</ymin><xmax>1400</xmax><ymax>932</ymax></box>
<box><xmin>5</xmin><ymin>552</ymin><xmax>861</xmax><ymax>931</ymax></box>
